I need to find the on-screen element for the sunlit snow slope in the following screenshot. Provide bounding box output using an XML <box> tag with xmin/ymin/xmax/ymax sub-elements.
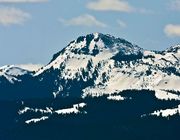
<box><xmin>34</xmin><ymin>33</ymin><xmax>180</xmax><ymax>99</ymax></box>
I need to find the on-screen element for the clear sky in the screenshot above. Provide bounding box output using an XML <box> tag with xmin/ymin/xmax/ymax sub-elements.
<box><xmin>0</xmin><ymin>0</ymin><xmax>180</xmax><ymax>66</ymax></box>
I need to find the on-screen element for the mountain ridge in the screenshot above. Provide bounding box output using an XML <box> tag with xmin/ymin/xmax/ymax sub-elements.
<box><xmin>0</xmin><ymin>33</ymin><xmax>180</xmax><ymax>138</ymax></box>
<box><xmin>0</xmin><ymin>33</ymin><xmax>179</xmax><ymax>100</ymax></box>
<box><xmin>33</xmin><ymin>33</ymin><xmax>180</xmax><ymax>99</ymax></box>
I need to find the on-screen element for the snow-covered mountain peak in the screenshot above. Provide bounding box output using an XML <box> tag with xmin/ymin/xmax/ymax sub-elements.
<box><xmin>53</xmin><ymin>33</ymin><xmax>143</xmax><ymax>63</ymax></box>
<box><xmin>35</xmin><ymin>33</ymin><xmax>143</xmax><ymax>76</ymax></box>
<box><xmin>70</xmin><ymin>33</ymin><xmax>143</xmax><ymax>55</ymax></box>
<box><xmin>0</xmin><ymin>33</ymin><xmax>180</xmax><ymax>104</ymax></box>
<box><xmin>0</xmin><ymin>65</ymin><xmax>29</xmax><ymax>76</ymax></box>
<box><xmin>32</xmin><ymin>33</ymin><xmax>180</xmax><ymax>100</ymax></box>
<box><xmin>0</xmin><ymin>65</ymin><xmax>32</xmax><ymax>83</ymax></box>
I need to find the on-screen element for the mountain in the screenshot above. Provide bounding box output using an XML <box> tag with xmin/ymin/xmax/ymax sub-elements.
<box><xmin>0</xmin><ymin>33</ymin><xmax>180</xmax><ymax>140</ymax></box>
<box><xmin>16</xmin><ymin>64</ymin><xmax>43</xmax><ymax>72</ymax></box>
<box><xmin>33</xmin><ymin>33</ymin><xmax>179</xmax><ymax>99</ymax></box>
<box><xmin>0</xmin><ymin>64</ymin><xmax>43</xmax><ymax>83</ymax></box>
<box><xmin>0</xmin><ymin>65</ymin><xmax>33</xmax><ymax>83</ymax></box>
<box><xmin>0</xmin><ymin>33</ymin><xmax>179</xmax><ymax>100</ymax></box>
<box><xmin>0</xmin><ymin>33</ymin><xmax>180</xmax><ymax>100</ymax></box>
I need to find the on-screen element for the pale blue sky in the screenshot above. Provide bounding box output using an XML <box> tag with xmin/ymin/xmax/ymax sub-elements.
<box><xmin>0</xmin><ymin>0</ymin><xmax>180</xmax><ymax>66</ymax></box>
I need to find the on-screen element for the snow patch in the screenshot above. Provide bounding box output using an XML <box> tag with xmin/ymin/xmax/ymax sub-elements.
<box><xmin>107</xmin><ymin>95</ymin><xmax>125</xmax><ymax>101</ymax></box>
<box><xmin>151</xmin><ymin>105</ymin><xmax>180</xmax><ymax>117</ymax></box>
<box><xmin>155</xmin><ymin>90</ymin><xmax>180</xmax><ymax>101</ymax></box>
<box><xmin>18</xmin><ymin>107</ymin><xmax>53</xmax><ymax>115</ymax></box>
<box><xmin>25</xmin><ymin>116</ymin><xmax>49</xmax><ymax>124</ymax></box>
<box><xmin>55</xmin><ymin>103</ymin><xmax>86</xmax><ymax>115</ymax></box>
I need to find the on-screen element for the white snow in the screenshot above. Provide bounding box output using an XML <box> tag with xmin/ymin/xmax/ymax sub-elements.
<box><xmin>78</xmin><ymin>103</ymin><xmax>86</xmax><ymax>108</ymax></box>
<box><xmin>0</xmin><ymin>65</ymin><xmax>33</xmax><ymax>83</ymax></box>
<box><xmin>107</xmin><ymin>95</ymin><xmax>125</xmax><ymax>101</ymax></box>
<box><xmin>55</xmin><ymin>103</ymin><xmax>86</xmax><ymax>115</ymax></box>
<box><xmin>17</xmin><ymin>64</ymin><xmax>43</xmax><ymax>72</ymax></box>
<box><xmin>25</xmin><ymin>116</ymin><xmax>49</xmax><ymax>124</ymax></box>
<box><xmin>151</xmin><ymin>105</ymin><xmax>180</xmax><ymax>117</ymax></box>
<box><xmin>0</xmin><ymin>65</ymin><xmax>27</xmax><ymax>76</ymax></box>
<box><xmin>18</xmin><ymin>107</ymin><xmax>30</xmax><ymax>114</ymax></box>
<box><xmin>154</xmin><ymin>90</ymin><xmax>180</xmax><ymax>101</ymax></box>
<box><xmin>21</xmin><ymin>103</ymin><xmax>86</xmax><ymax>124</ymax></box>
<box><xmin>18</xmin><ymin>107</ymin><xmax>53</xmax><ymax>115</ymax></box>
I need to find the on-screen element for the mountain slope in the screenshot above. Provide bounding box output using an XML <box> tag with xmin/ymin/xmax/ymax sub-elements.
<box><xmin>0</xmin><ymin>33</ymin><xmax>179</xmax><ymax>101</ymax></box>
<box><xmin>33</xmin><ymin>33</ymin><xmax>180</xmax><ymax>99</ymax></box>
<box><xmin>0</xmin><ymin>33</ymin><xmax>180</xmax><ymax>140</ymax></box>
<box><xmin>0</xmin><ymin>65</ymin><xmax>33</xmax><ymax>83</ymax></box>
